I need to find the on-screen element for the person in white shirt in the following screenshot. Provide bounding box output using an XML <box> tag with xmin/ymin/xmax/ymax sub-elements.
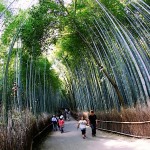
<box><xmin>51</xmin><ymin>115</ymin><xmax>58</xmax><ymax>131</ymax></box>
<box><xmin>77</xmin><ymin>116</ymin><xmax>87</xmax><ymax>139</ymax></box>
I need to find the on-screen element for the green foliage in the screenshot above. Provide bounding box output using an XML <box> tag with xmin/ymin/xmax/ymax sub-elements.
<box><xmin>0</xmin><ymin>3</ymin><xmax>5</xmax><ymax>12</ymax></box>
<box><xmin>55</xmin><ymin>0</ymin><xmax>129</xmax><ymax>72</ymax></box>
<box><xmin>20</xmin><ymin>0</ymin><xmax>64</xmax><ymax>56</ymax></box>
<box><xmin>21</xmin><ymin>54</ymin><xmax>61</xmax><ymax>91</ymax></box>
<box><xmin>49</xmin><ymin>69</ymin><xmax>62</xmax><ymax>90</ymax></box>
<box><xmin>56</xmin><ymin>31</ymin><xmax>86</xmax><ymax>69</ymax></box>
<box><xmin>55</xmin><ymin>0</ymin><xmax>97</xmax><ymax>69</ymax></box>
<box><xmin>143</xmin><ymin>0</ymin><xmax>150</xmax><ymax>5</ymax></box>
<box><xmin>1</xmin><ymin>12</ymin><xmax>26</xmax><ymax>45</ymax></box>
<box><xmin>34</xmin><ymin>56</ymin><xmax>62</xmax><ymax>90</ymax></box>
<box><xmin>0</xmin><ymin>2</ymin><xmax>11</xmax><ymax>17</ymax></box>
<box><xmin>100</xmin><ymin>0</ymin><xmax>126</xmax><ymax>22</ymax></box>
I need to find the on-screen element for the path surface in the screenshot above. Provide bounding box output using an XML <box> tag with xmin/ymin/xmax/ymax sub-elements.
<box><xmin>36</xmin><ymin>117</ymin><xmax>150</xmax><ymax>150</ymax></box>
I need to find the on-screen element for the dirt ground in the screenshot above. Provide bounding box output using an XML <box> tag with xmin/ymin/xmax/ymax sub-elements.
<box><xmin>36</xmin><ymin>117</ymin><xmax>150</xmax><ymax>150</ymax></box>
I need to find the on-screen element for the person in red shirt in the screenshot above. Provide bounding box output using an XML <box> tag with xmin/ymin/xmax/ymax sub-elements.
<box><xmin>58</xmin><ymin>115</ymin><xmax>64</xmax><ymax>133</ymax></box>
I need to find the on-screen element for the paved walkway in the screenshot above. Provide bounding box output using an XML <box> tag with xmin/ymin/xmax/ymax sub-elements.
<box><xmin>36</xmin><ymin>117</ymin><xmax>150</xmax><ymax>150</ymax></box>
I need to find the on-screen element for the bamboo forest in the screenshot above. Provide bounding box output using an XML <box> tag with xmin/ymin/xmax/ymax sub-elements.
<box><xmin>0</xmin><ymin>0</ymin><xmax>150</xmax><ymax>150</ymax></box>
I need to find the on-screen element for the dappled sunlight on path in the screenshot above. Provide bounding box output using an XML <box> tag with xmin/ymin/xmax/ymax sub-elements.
<box><xmin>36</xmin><ymin>117</ymin><xmax>150</xmax><ymax>150</ymax></box>
<box><xmin>103</xmin><ymin>138</ymin><xmax>150</xmax><ymax>150</ymax></box>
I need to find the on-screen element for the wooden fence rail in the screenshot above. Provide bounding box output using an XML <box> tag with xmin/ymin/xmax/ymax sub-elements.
<box><xmin>97</xmin><ymin>120</ymin><xmax>150</xmax><ymax>138</ymax></box>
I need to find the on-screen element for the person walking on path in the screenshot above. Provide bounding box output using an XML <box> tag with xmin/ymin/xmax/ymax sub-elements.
<box><xmin>77</xmin><ymin>116</ymin><xmax>87</xmax><ymax>139</ymax></box>
<box><xmin>58</xmin><ymin>115</ymin><xmax>65</xmax><ymax>133</ymax></box>
<box><xmin>51</xmin><ymin>115</ymin><xmax>58</xmax><ymax>131</ymax></box>
<box><xmin>66</xmin><ymin>109</ymin><xmax>70</xmax><ymax>121</ymax></box>
<box><xmin>63</xmin><ymin>108</ymin><xmax>68</xmax><ymax>120</ymax></box>
<box><xmin>88</xmin><ymin>110</ymin><xmax>97</xmax><ymax>137</ymax></box>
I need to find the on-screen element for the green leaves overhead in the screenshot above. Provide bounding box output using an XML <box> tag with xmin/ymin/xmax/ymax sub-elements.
<box><xmin>144</xmin><ymin>0</ymin><xmax>150</xmax><ymax>5</ymax></box>
<box><xmin>99</xmin><ymin>0</ymin><xmax>126</xmax><ymax>22</ymax></box>
<box><xmin>56</xmin><ymin>31</ymin><xmax>87</xmax><ymax>69</ymax></box>
<box><xmin>1</xmin><ymin>12</ymin><xmax>25</xmax><ymax>45</ymax></box>
<box><xmin>0</xmin><ymin>2</ymin><xmax>11</xmax><ymax>17</ymax></box>
<box><xmin>0</xmin><ymin>3</ymin><xmax>5</xmax><ymax>12</ymax></box>
<box><xmin>20</xmin><ymin>0</ymin><xmax>64</xmax><ymax>56</ymax></box>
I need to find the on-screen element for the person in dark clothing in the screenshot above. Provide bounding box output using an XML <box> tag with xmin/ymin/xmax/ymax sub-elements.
<box><xmin>88</xmin><ymin>110</ymin><xmax>97</xmax><ymax>137</ymax></box>
<box><xmin>63</xmin><ymin>108</ymin><xmax>68</xmax><ymax>120</ymax></box>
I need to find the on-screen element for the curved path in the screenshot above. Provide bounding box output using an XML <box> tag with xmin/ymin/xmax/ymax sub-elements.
<box><xmin>36</xmin><ymin>117</ymin><xmax>150</xmax><ymax>150</ymax></box>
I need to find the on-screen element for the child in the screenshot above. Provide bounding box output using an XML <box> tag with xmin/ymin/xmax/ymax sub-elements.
<box><xmin>58</xmin><ymin>115</ymin><xmax>64</xmax><ymax>133</ymax></box>
<box><xmin>77</xmin><ymin>116</ymin><xmax>87</xmax><ymax>139</ymax></box>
